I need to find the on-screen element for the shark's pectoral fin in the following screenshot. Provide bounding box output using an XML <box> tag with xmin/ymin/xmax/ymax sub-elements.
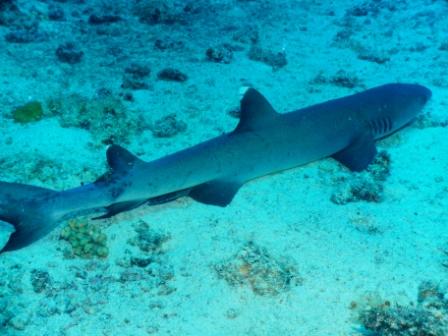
<box><xmin>189</xmin><ymin>179</ymin><xmax>243</xmax><ymax>207</ymax></box>
<box><xmin>332</xmin><ymin>133</ymin><xmax>377</xmax><ymax>172</ymax></box>
<box><xmin>235</xmin><ymin>88</ymin><xmax>278</xmax><ymax>132</ymax></box>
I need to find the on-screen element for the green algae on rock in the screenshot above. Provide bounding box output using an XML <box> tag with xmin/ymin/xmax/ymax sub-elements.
<box><xmin>12</xmin><ymin>101</ymin><xmax>44</xmax><ymax>123</ymax></box>
<box><xmin>60</xmin><ymin>219</ymin><xmax>109</xmax><ymax>259</ymax></box>
<box><xmin>46</xmin><ymin>94</ymin><xmax>144</xmax><ymax>146</ymax></box>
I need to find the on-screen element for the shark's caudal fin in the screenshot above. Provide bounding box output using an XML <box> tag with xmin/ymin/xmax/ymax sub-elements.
<box><xmin>0</xmin><ymin>182</ymin><xmax>58</xmax><ymax>252</ymax></box>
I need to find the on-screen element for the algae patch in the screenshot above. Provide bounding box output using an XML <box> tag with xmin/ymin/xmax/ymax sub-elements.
<box><xmin>12</xmin><ymin>101</ymin><xmax>44</xmax><ymax>123</ymax></box>
<box><xmin>46</xmin><ymin>94</ymin><xmax>145</xmax><ymax>146</ymax></box>
<box><xmin>60</xmin><ymin>219</ymin><xmax>108</xmax><ymax>259</ymax></box>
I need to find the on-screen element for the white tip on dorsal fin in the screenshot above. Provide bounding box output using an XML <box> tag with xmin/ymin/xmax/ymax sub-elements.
<box><xmin>234</xmin><ymin>88</ymin><xmax>278</xmax><ymax>132</ymax></box>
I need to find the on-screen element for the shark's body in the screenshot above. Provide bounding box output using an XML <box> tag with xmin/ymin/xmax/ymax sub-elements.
<box><xmin>0</xmin><ymin>83</ymin><xmax>431</xmax><ymax>252</ymax></box>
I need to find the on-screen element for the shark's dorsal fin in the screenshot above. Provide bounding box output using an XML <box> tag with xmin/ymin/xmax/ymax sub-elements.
<box><xmin>189</xmin><ymin>179</ymin><xmax>243</xmax><ymax>207</ymax></box>
<box><xmin>106</xmin><ymin>145</ymin><xmax>143</xmax><ymax>173</ymax></box>
<box><xmin>332</xmin><ymin>133</ymin><xmax>377</xmax><ymax>172</ymax></box>
<box><xmin>95</xmin><ymin>145</ymin><xmax>144</xmax><ymax>185</ymax></box>
<box><xmin>235</xmin><ymin>88</ymin><xmax>278</xmax><ymax>132</ymax></box>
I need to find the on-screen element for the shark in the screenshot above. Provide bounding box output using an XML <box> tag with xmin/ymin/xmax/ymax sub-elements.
<box><xmin>0</xmin><ymin>83</ymin><xmax>431</xmax><ymax>253</ymax></box>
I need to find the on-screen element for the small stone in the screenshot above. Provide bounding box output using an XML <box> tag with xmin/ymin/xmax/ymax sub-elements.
<box><xmin>48</xmin><ymin>6</ymin><xmax>65</xmax><ymax>21</ymax></box>
<box><xmin>206</xmin><ymin>44</ymin><xmax>234</xmax><ymax>64</ymax></box>
<box><xmin>248</xmin><ymin>45</ymin><xmax>287</xmax><ymax>70</ymax></box>
<box><xmin>30</xmin><ymin>269</ymin><xmax>52</xmax><ymax>293</ymax></box>
<box><xmin>88</xmin><ymin>14</ymin><xmax>121</xmax><ymax>25</ymax></box>
<box><xmin>8</xmin><ymin>314</ymin><xmax>28</xmax><ymax>331</ymax></box>
<box><xmin>55</xmin><ymin>42</ymin><xmax>84</xmax><ymax>64</ymax></box>
<box><xmin>157</xmin><ymin>68</ymin><xmax>188</xmax><ymax>82</ymax></box>
<box><xmin>124</xmin><ymin>63</ymin><xmax>151</xmax><ymax>78</ymax></box>
<box><xmin>151</xmin><ymin>114</ymin><xmax>187</xmax><ymax>138</ymax></box>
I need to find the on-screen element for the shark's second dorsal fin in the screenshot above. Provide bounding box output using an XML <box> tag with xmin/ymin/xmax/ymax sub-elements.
<box><xmin>235</xmin><ymin>88</ymin><xmax>278</xmax><ymax>132</ymax></box>
<box><xmin>106</xmin><ymin>145</ymin><xmax>143</xmax><ymax>173</ymax></box>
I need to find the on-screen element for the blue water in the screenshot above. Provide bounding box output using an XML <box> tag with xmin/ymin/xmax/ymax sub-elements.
<box><xmin>0</xmin><ymin>0</ymin><xmax>447</xmax><ymax>335</ymax></box>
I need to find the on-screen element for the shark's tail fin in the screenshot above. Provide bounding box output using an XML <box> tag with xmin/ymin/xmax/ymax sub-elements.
<box><xmin>0</xmin><ymin>181</ymin><xmax>58</xmax><ymax>253</ymax></box>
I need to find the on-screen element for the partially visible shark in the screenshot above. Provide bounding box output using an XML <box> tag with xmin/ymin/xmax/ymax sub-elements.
<box><xmin>0</xmin><ymin>83</ymin><xmax>431</xmax><ymax>253</ymax></box>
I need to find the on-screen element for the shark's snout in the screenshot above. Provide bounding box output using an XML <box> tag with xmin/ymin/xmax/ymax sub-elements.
<box><xmin>420</xmin><ymin>85</ymin><xmax>432</xmax><ymax>104</ymax></box>
<box><xmin>402</xmin><ymin>83</ymin><xmax>431</xmax><ymax>103</ymax></box>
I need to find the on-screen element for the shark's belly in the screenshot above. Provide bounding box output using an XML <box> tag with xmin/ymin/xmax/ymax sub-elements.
<box><xmin>231</xmin><ymin>128</ymin><xmax>351</xmax><ymax>182</ymax></box>
<box><xmin>121</xmin><ymin>123</ymin><xmax>353</xmax><ymax>202</ymax></box>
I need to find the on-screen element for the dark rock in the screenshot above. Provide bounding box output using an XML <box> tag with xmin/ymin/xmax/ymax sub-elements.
<box><xmin>134</xmin><ymin>1</ymin><xmax>182</xmax><ymax>25</ymax></box>
<box><xmin>88</xmin><ymin>14</ymin><xmax>121</xmax><ymax>25</ymax></box>
<box><xmin>331</xmin><ymin>151</ymin><xmax>391</xmax><ymax>205</ymax></box>
<box><xmin>358</xmin><ymin>50</ymin><xmax>390</xmax><ymax>64</ymax></box>
<box><xmin>367</xmin><ymin>151</ymin><xmax>391</xmax><ymax>181</ymax></box>
<box><xmin>121</xmin><ymin>76</ymin><xmax>149</xmax><ymax>90</ymax></box>
<box><xmin>439</xmin><ymin>41</ymin><xmax>448</xmax><ymax>51</ymax></box>
<box><xmin>30</xmin><ymin>269</ymin><xmax>52</xmax><ymax>294</ymax></box>
<box><xmin>0</xmin><ymin>0</ymin><xmax>19</xmax><ymax>26</ymax></box>
<box><xmin>130</xmin><ymin>257</ymin><xmax>153</xmax><ymax>268</ymax></box>
<box><xmin>5</xmin><ymin>23</ymin><xmax>47</xmax><ymax>43</ymax></box>
<box><xmin>331</xmin><ymin>176</ymin><xmax>383</xmax><ymax>205</ymax></box>
<box><xmin>214</xmin><ymin>241</ymin><xmax>302</xmax><ymax>296</ymax></box>
<box><xmin>128</xmin><ymin>221</ymin><xmax>171</xmax><ymax>253</ymax></box>
<box><xmin>248</xmin><ymin>45</ymin><xmax>287</xmax><ymax>70</ymax></box>
<box><xmin>357</xmin><ymin>285</ymin><xmax>448</xmax><ymax>336</ymax></box>
<box><xmin>48</xmin><ymin>6</ymin><xmax>65</xmax><ymax>21</ymax></box>
<box><xmin>157</xmin><ymin>68</ymin><xmax>188</xmax><ymax>82</ymax></box>
<box><xmin>124</xmin><ymin>63</ymin><xmax>151</xmax><ymax>78</ymax></box>
<box><xmin>232</xmin><ymin>26</ymin><xmax>259</xmax><ymax>44</ymax></box>
<box><xmin>154</xmin><ymin>38</ymin><xmax>185</xmax><ymax>51</ymax></box>
<box><xmin>55</xmin><ymin>42</ymin><xmax>83</xmax><ymax>64</ymax></box>
<box><xmin>151</xmin><ymin>113</ymin><xmax>187</xmax><ymax>138</ymax></box>
<box><xmin>206</xmin><ymin>44</ymin><xmax>234</xmax><ymax>64</ymax></box>
<box><xmin>329</xmin><ymin>70</ymin><xmax>361</xmax><ymax>88</ymax></box>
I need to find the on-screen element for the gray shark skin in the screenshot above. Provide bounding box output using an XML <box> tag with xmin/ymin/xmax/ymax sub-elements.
<box><xmin>0</xmin><ymin>83</ymin><xmax>431</xmax><ymax>252</ymax></box>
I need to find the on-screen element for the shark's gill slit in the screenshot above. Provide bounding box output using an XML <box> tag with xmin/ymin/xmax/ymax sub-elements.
<box><xmin>379</xmin><ymin>118</ymin><xmax>385</xmax><ymax>134</ymax></box>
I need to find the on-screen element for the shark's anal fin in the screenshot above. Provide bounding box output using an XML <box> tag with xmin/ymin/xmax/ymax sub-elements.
<box><xmin>235</xmin><ymin>88</ymin><xmax>278</xmax><ymax>133</ymax></box>
<box><xmin>332</xmin><ymin>133</ymin><xmax>377</xmax><ymax>172</ymax></box>
<box><xmin>189</xmin><ymin>179</ymin><xmax>243</xmax><ymax>207</ymax></box>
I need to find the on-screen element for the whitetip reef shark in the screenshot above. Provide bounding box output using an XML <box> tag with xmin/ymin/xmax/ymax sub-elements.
<box><xmin>0</xmin><ymin>83</ymin><xmax>431</xmax><ymax>252</ymax></box>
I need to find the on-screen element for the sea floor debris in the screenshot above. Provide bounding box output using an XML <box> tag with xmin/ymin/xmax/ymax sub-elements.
<box><xmin>214</xmin><ymin>241</ymin><xmax>302</xmax><ymax>296</ymax></box>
